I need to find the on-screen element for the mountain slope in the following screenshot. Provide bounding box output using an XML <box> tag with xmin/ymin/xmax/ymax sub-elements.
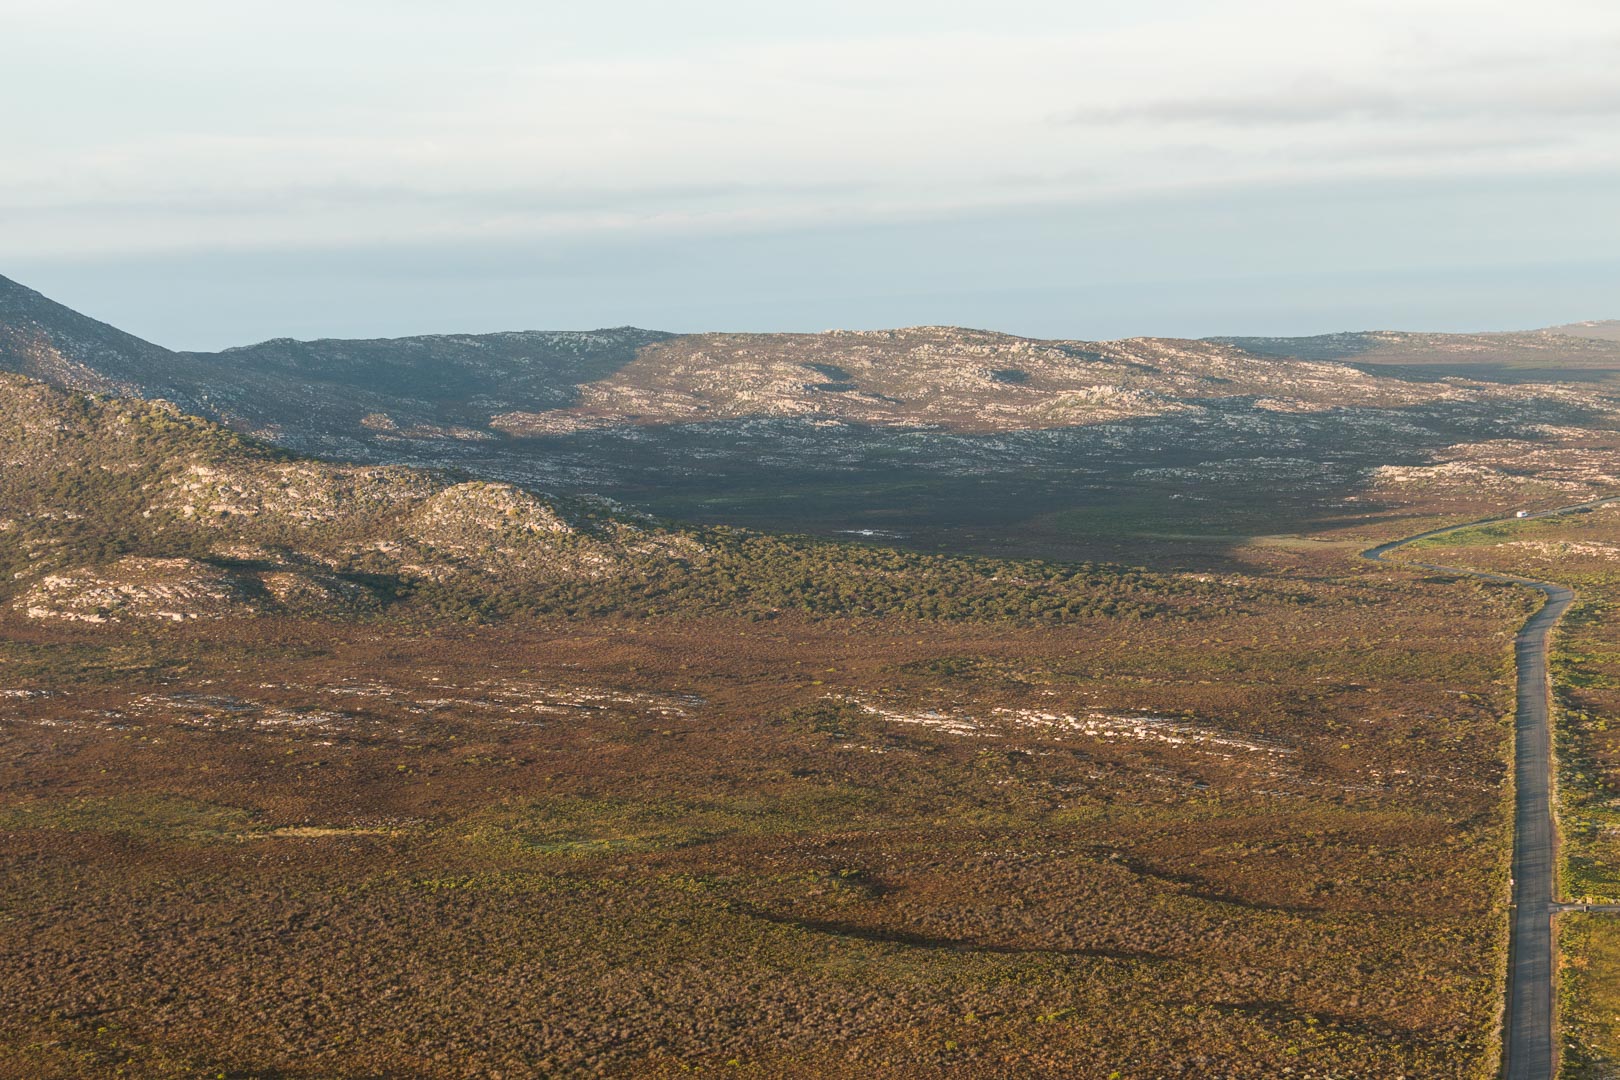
<box><xmin>14</xmin><ymin>271</ymin><xmax>1617</xmax><ymax>447</ymax></box>
<box><xmin>180</xmin><ymin>327</ymin><xmax>672</xmax><ymax>449</ymax></box>
<box><xmin>0</xmin><ymin>274</ymin><xmax>183</xmax><ymax>396</ymax></box>
<box><xmin>0</xmin><ymin>273</ymin><xmax>672</xmax><ymax>456</ymax></box>
<box><xmin>0</xmin><ymin>371</ymin><xmax>1190</xmax><ymax>624</ymax></box>
<box><xmin>1544</xmin><ymin>320</ymin><xmax>1620</xmax><ymax>343</ymax></box>
<box><xmin>489</xmin><ymin>327</ymin><xmax>1526</xmax><ymax>436</ymax></box>
<box><xmin>1212</xmin><ymin>328</ymin><xmax>1620</xmax><ymax>377</ymax></box>
<box><xmin>9</xmin><ymin>272</ymin><xmax>1620</xmax><ymax>561</ymax></box>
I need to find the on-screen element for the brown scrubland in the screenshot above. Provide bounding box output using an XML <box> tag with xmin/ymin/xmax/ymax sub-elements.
<box><xmin>9</xmin><ymin>284</ymin><xmax>1620</xmax><ymax>1075</ymax></box>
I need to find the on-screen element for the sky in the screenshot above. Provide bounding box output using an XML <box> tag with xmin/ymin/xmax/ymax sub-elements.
<box><xmin>2</xmin><ymin>0</ymin><xmax>1619</xmax><ymax>349</ymax></box>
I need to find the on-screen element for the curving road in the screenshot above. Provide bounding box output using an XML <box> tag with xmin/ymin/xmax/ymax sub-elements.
<box><xmin>1363</xmin><ymin>499</ymin><xmax>1619</xmax><ymax>1080</ymax></box>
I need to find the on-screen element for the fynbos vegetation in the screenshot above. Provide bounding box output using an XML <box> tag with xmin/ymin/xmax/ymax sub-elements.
<box><xmin>6</xmin><ymin>276</ymin><xmax>1620</xmax><ymax>1077</ymax></box>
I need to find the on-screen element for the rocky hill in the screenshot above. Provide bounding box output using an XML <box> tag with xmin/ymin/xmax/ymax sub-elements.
<box><xmin>7</xmin><ymin>271</ymin><xmax>1620</xmax><ymax>556</ymax></box>
<box><xmin>0</xmin><ymin>372</ymin><xmax>1190</xmax><ymax>624</ymax></box>
<box><xmin>1214</xmin><ymin>328</ymin><xmax>1620</xmax><ymax>378</ymax></box>
<box><xmin>488</xmin><ymin>327</ymin><xmax>1544</xmax><ymax>436</ymax></box>
<box><xmin>1544</xmin><ymin>320</ymin><xmax>1620</xmax><ymax>343</ymax></box>
<box><xmin>179</xmin><ymin>326</ymin><xmax>672</xmax><ymax>452</ymax></box>
<box><xmin>0</xmin><ymin>371</ymin><xmax>670</xmax><ymax>622</ymax></box>
<box><xmin>0</xmin><ymin>274</ymin><xmax>671</xmax><ymax>455</ymax></box>
<box><xmin>0</xmin><ymin>273</ymin><xmax>194</xmax><ymax>397</ymax></box>
<box><xmin>12</xmin><ymin>272</ymin><xmax>1619</xmax><ymax>451</ymax></box>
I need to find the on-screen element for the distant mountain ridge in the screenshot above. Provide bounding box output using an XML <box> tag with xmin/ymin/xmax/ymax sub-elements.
<box><xmin>196</xmin><ymin>325</ymin><xmax>672</xmax><ymax>412</ymax></box>
<box><xmin>0</xmin><ymin>272</ymin><xmax>672</xmax><ymax>456</ymax></box>
<box><xmin>7</xmin><ymin>270</ymin><xmax>1620</xmax><ymax>551</ymax></box>
<box><xmin>1210</xmin><ymin>327</ymin><xmax>1620</xmax><ymax>370</ymax></box>
<box><xmin>1543</xmin><ymin>320</ymin><xmax>1620</xmax><ymax>343</ymax></box>
<box><xmin>0</xmin><ymin>272</ymin><xmax>183</xmax><ymax>396</ymax></box>
<box><xmin>10</xmin><ymin>272</ymin><xmax>1620</xmax><ymax>447</ymax></box>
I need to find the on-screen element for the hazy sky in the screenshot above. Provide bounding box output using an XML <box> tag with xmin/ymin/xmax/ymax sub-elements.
<box><xmin>3</xmin><ymin>0</ymin><xmax>1619</xmax><ymax>348</ymax></box>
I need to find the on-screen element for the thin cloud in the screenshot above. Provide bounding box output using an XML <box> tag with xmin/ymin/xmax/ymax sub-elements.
<box><xmin>4</xmin><ymin>0</ymin><xmax>1620</xmax><ymax>263</ymax></box>
<box><xmin>1064</xmin><ymin>82</ymin><xmax>1620</xmax><ymax>127</ymax></box>
<box><xmin>2</xmin><ymin>180</ymin><xmax>874</xmax><ymax>216</ymax></box>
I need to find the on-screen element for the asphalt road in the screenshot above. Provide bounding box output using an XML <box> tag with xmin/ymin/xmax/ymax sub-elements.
<box><xmin>1363</xmin><ymin>500</ymin><xmax>1618</xmax><ymax>1080</ymax></box>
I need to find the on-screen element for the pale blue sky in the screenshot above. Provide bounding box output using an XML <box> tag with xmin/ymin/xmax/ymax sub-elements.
<box><xmin>3</xmin><ymin>0</ymin><xmax>1618</xmax><ymax>348</ymax></box>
